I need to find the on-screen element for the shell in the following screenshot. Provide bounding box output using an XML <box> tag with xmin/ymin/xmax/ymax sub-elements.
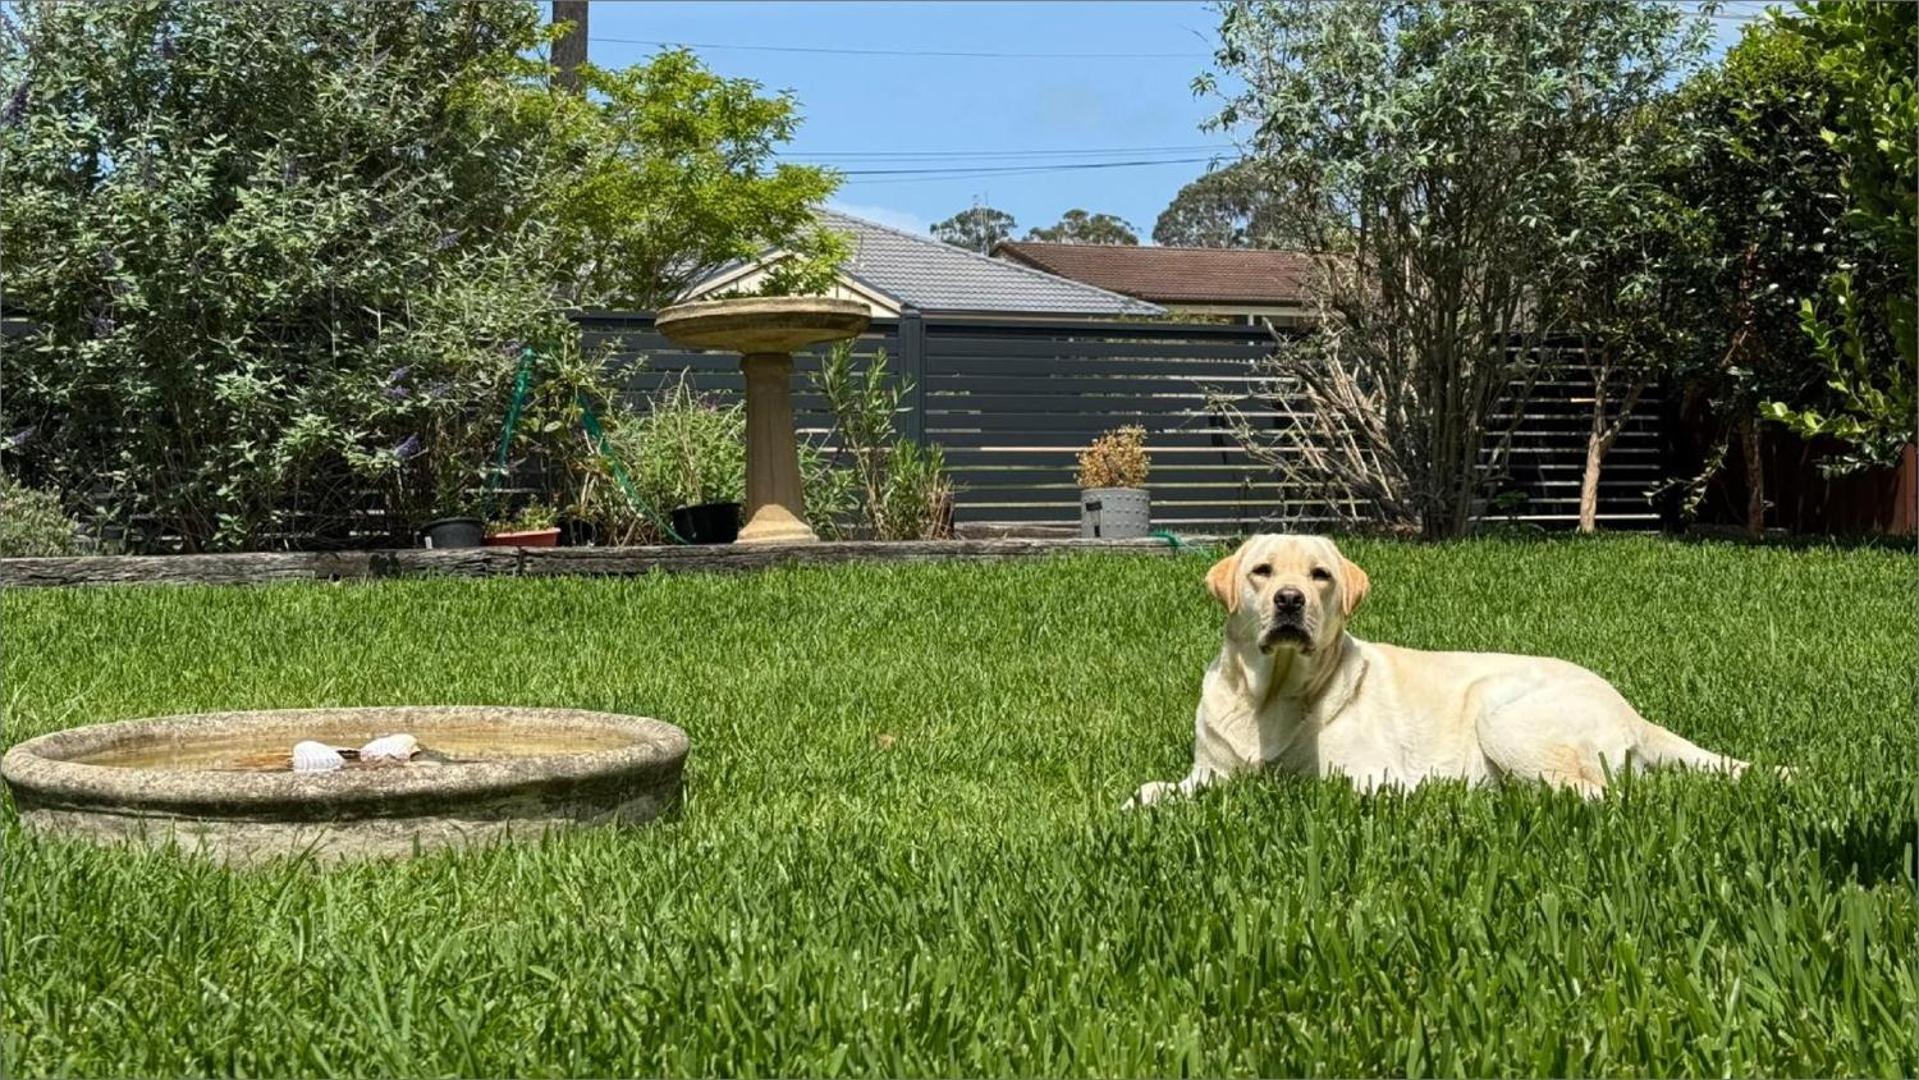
<box><xmin>291</xmin><ymin>740</ymin><xmax>346</xmax><ymax>773</ymax></box>
<box><xmin>358</xmin><ymin>733</ymin><xmax>420</xmax><ymax>764</ymax></box>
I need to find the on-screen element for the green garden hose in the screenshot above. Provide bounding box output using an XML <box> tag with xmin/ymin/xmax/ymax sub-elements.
<box><xmin>577</xmin><ymin>395</ymin><xmax>686</xmax><ymax>545</ymax></box>
<box><xmin>487</xmin><ymin>345</ymin><xmax>686</xmax><ymax>544</ymax></box>
<box><xmin>482</xmin><ymin>347</ymin><xmax>537</xmax><ymax>521</ymax></box>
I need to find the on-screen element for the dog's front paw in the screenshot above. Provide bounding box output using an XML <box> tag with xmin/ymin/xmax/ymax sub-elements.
<box><xmin>1125</xmin><ymin>780</ymin><xmax>1178</xmax><ymax>811</ymax></box>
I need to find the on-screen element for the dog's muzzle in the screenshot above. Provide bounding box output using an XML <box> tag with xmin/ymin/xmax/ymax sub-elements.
<box><xmin>1259</xmin><ymin>617</ymin><xmax>1314</xmax><ymax>654</ymax></box>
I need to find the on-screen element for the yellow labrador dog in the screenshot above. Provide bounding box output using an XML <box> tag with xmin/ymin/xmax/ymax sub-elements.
<box><xmin>1130</xmin><ymin>534</ymin><xmax>1747</xmax><ymax>805</ymax></box>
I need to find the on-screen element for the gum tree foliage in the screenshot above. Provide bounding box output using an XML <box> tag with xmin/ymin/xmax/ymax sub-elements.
<box><xmin>1759</xmin><ymin>1</ymin><xmax>1917</xmax><ymax>472</ymax></box>
<box><xmin>931</xmin><ymin>206</ymin><xmax>1017</xmax><ymax>252</ymax></box>
<box><xmin>1203</xmin><ymin>0</ymin><xmax>1706</xmax><ymax>538</ymax></box>
<box><xmin>1152</xmin><ymin>161</ymin><xmax>1289</xmax><ymax>248</ymax></box>
<box><xmin>0</xmin><ymin>1</ymin><xmax>843</xmax><ymax>551</ymax></box>
<box><xmin>1024</xmin><ymin>209</ymin><xmax>1139</xmax><ymax>245</ymax></box>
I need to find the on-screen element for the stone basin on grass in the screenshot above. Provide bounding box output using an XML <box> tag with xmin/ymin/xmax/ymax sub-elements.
<box><xmin>1</xmin><ymin>706</ymin><xmax>687</xmax><ymax>865</ymax></box>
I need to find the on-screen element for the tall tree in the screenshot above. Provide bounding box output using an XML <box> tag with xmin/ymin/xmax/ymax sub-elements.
<box><xmin>0</xmin><ymin>0</ymin><xmax>569</xmax><ymax>550</ymax></box>
<box><xmin>1205</xmin><ymin>0</ymin><xmax>1707</xmax><ymax>538</ymax></box>
<box><xmin>1548</xmin><ymin>13</ymin><xmax>1715</xmax><ymax>533</ymax></box>
<box><xmin>930</xmin><ymin>206</ymin><xmax>1016</xmax><ymax>252</ymax></box>
<box><xmin>1152</xmin><ymin>161</ymin><xmax>1287</xmax><ymax>248</ymax></box>
<box><xmin>1025</xmin><ymin>209</ymin><xmax>1138</xmax><ymax>245</ymax></box>
<box><xmin>1554</xmin><ymin>109</ymin><xmax>1714</xmax><ymax>532</ymax></box>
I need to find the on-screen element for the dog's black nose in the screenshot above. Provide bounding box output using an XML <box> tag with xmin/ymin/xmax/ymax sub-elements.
<box><xmin>1275</xmin><ymin>586</ymin><xmax>1305</xmax><ymax>611</ymax></box>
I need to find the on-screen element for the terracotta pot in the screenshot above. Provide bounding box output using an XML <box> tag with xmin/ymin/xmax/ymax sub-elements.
<box><xmin>483</xmin><ymin>527</ymin><xmax>560</xmax><ymax>548</ymax></box>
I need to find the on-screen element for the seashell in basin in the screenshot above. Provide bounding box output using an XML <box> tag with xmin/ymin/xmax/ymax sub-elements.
<box><xmin>358</xmin><ymin>733</ymin><xmax>419</xmax><ymax>764</ymax></box>
<box><xmin>292</xmin><ymin>741</ymin><xmax>346</xmax><ymax>773</ymax></box>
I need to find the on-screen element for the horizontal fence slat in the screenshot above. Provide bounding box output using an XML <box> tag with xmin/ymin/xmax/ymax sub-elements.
<box><xmin>929</xmin><ymin>354</ymin><xmax>1266</xmax><ymax>378</ymax></box>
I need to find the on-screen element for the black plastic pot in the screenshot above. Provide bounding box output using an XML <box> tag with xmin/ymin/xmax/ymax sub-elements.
<box><xmin>557</xmin><ymin>516</ymin><xmax>598</xmax><ymax>547</ymax></box>
<box><xmin>670</xmin><ymin>501</ymin><xmax>741</xmax><ymax>545</ymax></box>
<box><xmin>419</xmin><ymin>516</ymin><xmax>484</xmax><ymax>549</ymax></box>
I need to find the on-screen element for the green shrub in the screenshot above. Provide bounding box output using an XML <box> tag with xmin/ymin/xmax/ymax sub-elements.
<box><xmin>587</xmin><ymin>380</ymin><xmax>853</xmax><ymax>544</ymax></box>
<box><xmin>0</xmin><ymin>1</ymin><xmax>579</xmax><ymax>550</ymax></box>
<box><xmin>0</xmin><ymin>474</ymin><xmax>80</xmax><ymax>556</ymax></box>
<box><xmin>814</xmin><ymin>343</ymin><xmax>956</xmax><ymax>540</ymax></box>
<box><xmin>0</xmin><ymin>1</ymin><xmax>844</xmax><ymax>551</ymax></box>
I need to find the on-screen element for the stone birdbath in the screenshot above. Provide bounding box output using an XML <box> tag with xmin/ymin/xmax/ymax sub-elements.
<box><xmin>1</xmin><ymin>706</ymin><xmax>687</xmax><ymax>864</ymax></box>
<box><xmin>654</xmin><ymin>297</ymin><xmax>871</xmax><ymax>544</ymax></box>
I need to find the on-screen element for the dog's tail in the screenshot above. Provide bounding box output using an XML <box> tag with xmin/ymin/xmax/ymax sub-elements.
<box><xmin>1634</xmin><ymin>721</ymin><xmax>1750</xmax><ymax>775</ymax></box>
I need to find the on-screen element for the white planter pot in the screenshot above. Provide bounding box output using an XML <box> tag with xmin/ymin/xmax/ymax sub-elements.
<box><xmin>1080</xmin><ymin>487</ymin><xmax>1151</xmax><ymax>539</ymax></box>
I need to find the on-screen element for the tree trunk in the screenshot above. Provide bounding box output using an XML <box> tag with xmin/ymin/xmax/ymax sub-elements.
<box><xmin>1578</xmin><ymin>437</ymin><xmax>1605</xmax><ymax>535</ymax></box>
<box><xmin>1577</xmin><ymin>365</ymin><xmax>1646</xmax><ymax>535</ymax></box>
<box><xmin>551</xmin><ymin>1</ymin><xmax>588</xmax><ymax>96</ymax></box>
<box><xmin>1578</xmin><ymin>369</ymin><xmax>1609</xmax><ymax>535</ymax></box>
<box><xmin>1739</xmin><ymin>413</ymin><xmax>1766</xmax><ymax>538</ymax></box>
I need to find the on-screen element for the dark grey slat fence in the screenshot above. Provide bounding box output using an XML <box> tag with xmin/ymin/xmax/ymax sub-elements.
<box><xmin>578</xmin><ymin>311</ymin><xmax>1662</xmax><ymax>534</ymax></box>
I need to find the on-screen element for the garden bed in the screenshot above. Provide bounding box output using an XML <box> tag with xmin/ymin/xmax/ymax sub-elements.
<box><xmin>0</xmin><ymin>536</ymin><xmax>1191</xmax><ymax>589</ymax></box>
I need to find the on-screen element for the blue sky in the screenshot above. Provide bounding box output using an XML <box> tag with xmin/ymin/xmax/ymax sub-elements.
<box><xmin>586</xmin><ymin>1</ymin><xmax>1771</xmax><ymax>243</ymax></box>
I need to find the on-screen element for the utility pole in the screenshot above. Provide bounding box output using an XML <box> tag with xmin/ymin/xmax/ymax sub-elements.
<box><xmin>552</xmin><ymin>1</ymin><xmax>588</xmax><ymax>96</ymax></box>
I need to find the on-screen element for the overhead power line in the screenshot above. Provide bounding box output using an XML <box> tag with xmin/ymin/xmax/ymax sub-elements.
<box><xmin>838</xmin><ymin>156</ymin><xmax>1216</xmax><ymax>177</ymax></box>
<box><xmin>595</xmin><ymin>36</ymin><xmax>1208</xmax><ymax>60</ymax></box>
<box><xmin>783</xmin><ymin>144</ymin><xmax>1233</xmax><ymax>162</ymax></box>
<box><xmin>836</xmin><ymin>156</ymin><xmax>1217</xmax><ymax>186</ymax></box>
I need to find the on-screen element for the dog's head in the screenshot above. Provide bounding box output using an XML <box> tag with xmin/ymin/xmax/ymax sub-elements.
<box><xmin>1204</xmin><ymin>534</ymin><xmax>1369</xmax><ymax>656</ymax></box>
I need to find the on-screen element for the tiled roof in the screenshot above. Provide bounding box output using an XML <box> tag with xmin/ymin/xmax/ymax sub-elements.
<box><xmin>817</xmin><ymin>210</ymin><xmax>1162</xmax><ymax>316</ymax></box>
<box><xmin>992</xmin><ymin>242</ymin><xmax>1318</xmax><ymax>306</ymax></box>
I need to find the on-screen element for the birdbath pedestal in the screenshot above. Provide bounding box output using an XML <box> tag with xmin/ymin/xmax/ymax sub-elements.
<box><xmin>654</xmin><ymin>298</ymin><xmax>871</xmax><ymax>544</ymax></box>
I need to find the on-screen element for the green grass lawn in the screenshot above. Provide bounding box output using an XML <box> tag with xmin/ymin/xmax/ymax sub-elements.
<box><xmin>3</xmin><ymin>537</ymin><xmax>1913</xmax><ymax>1077</ymax></box>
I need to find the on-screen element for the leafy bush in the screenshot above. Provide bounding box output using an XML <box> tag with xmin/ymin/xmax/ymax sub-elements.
<box><xmin>621</xmin><ymin>380</ymin><xmax>749</xmax><ymax>522</ymax></box>
<box><xmin>814</xmin><ymin>343</ymin><xmax>955</xmax><ymax>540</ymax></box>
<box><xmin>0</xmin><ymin>1</ymin><xmax>577</xmax><ymax>551</ymax></box>
<box><xmin>588</xmin><ymin>379</ymin><xmax>852</xmax><ymax>544</ymax></box>
<box><xmin>1760</xmin><ymin>2</ymin><xmax>1917</xmax><ymax>472</ymax></box>
<box><xmin>1077</xmin><ymin>426</ymin><xmax>1151</xmax><ymax>489</ymax></box>
<box><xmin>0</xmin><ymin>473</ymin><xmax>80</xmax><ymax>556</ymax></box>
<box><xmin>0</xmin><ymin>1</ymin><xmax>846</xmax><ymax>551</ymax></box>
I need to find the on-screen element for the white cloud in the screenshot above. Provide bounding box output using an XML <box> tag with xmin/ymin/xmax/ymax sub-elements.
<box><xmin>826</xmin><ymin>200</ymin><xmax>931</xmax><ymax>236</ymax></box>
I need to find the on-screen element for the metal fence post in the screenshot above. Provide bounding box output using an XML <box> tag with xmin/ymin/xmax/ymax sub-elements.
<box><xmin>898</xmin><ymin>305</ymin><xmax>926</xmax><ymax>443</ymax></box>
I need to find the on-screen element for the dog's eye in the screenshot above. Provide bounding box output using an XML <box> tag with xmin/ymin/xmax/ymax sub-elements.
<box><xmin>1249</xmin><ymin>563</ymin><xmax>1272</xmax><ymax>578</ymax></box>
<box><xmin>1310</xmin><ymin>566</ymin><xmax>1332</xmax><ymax>581</ymax></box>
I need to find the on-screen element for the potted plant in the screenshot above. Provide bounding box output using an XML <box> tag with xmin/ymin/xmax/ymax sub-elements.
<box><xmin>485</xmin><ymin>502</ymin><xmax>561</xmax><ymax>547</ymax></box>
<box><xmin>1077</xmin><ymin>425</ymin><xmax>1152</xmax><ymax>539</ymax></box>
<box><xmin>419</xmin><ymin>470</ymin><xmax>486</xmax><ymax>549</ymax></box>
<box><xmin>628</xmin><ymin>381</ymin><xmax>745</xmax><ymax>545</ymax></box>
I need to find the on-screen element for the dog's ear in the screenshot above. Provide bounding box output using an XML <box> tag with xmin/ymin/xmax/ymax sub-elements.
<box><xmin>1205</xmin><ymin>549</ymin><xmax>1242</xmax><ymax>613</ymax></box>
<box><xmin>1340</xmin><ymin>555</ymin><xmax>1370</xmax><ymax>617</ymax></box>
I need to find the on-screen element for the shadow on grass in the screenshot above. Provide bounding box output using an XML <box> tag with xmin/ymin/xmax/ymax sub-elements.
<box><xmin>1666</xmin><ymin>526</ymin><xmax>1915</xmax><ymax>554</ymax></box>
<box><xmin>1810</xmin><ymin>815</ymin><xmax>1917</xmax><ymax>889</ymax></box>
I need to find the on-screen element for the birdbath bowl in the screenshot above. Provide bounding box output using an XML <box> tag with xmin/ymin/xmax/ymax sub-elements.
<box><xmin>1</xmin><ymin>707</ymin><xmax>687</xmax><ymax>865</ymax></box>
<box><xmin>655</xmin><ymin>297</ymin><xmax>871</xmax><ymax>544</ymax></box>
